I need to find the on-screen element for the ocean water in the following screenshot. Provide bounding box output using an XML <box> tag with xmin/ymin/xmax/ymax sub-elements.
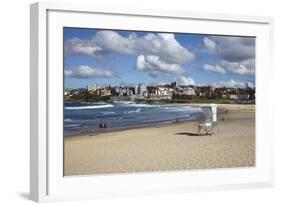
<box><xmin>64</xmin><ymin>102</ymin><xmax>204</xmax><ymax>136</ymax></box>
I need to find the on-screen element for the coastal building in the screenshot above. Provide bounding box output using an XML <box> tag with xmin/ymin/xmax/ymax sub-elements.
<box><xmin>222</xmin><ymin>94</ymin><xmax>228</xmax><ymax>99</ymax></box>
<box><xmin>113</xmin><ymin>86</ymin><xmax>120</xmax><ymax>95</ymax></box>
<box><xmin>66</xmin><ymin>82</ymin><xmax>255</xmax><ymax>104</ymax></box>
<box><xmin>147</xmin><ymin>86</ymin><xmax>173</xmax><ymax>99</ymax></box>
<box><xmin>210</xmin><ymin>85</ymin><xmax>215</xmax><ymax>92</ymax></box>
<box><xmin>97</xmin><ymin>88</ymin><xmax>111</xmax><ymax>97</ymax></box>
<box><xmin>87</xmin><ymin>84</ymin><xmax>97</xmax><ymax>92</ymax></box>
<box><xmin>72</xmin><ymin>91</ymin><xmax>77</xmax><ymax>96</ymax></box>
<box><xmin>143</xmin><ymin>91</ymin><xmax>149</xmax><ymax>98</ymax></box>
<box><xmin>183</xmin><ymin>87</ymin><xmax>195</xmax><ymax>96</ymax></box>
<box><xmin>134</xmin><ymin>85</ymin><xmax>138</xmax><ymax>95</ymax></box>
<box><xmin>126</xmin><ymin>88</ymin><xmax>133</xmax><ymax>96</ymax></box>
<box><xmin>138</xmin><ymin>83</ymin><xmax>147</xmax><ymax>96</ymax></box>
<box><xmin>173</xmin><ymin>86</ymin><xmax>183</xmax><ymax>95</ymax></box>
<box><xmin>238</xmin><ymin>94</ymin><xmax>250</xmax><ymax>100</ymax></box>
<box><xmin>221</xmin><ymin>93</ymin><xmax>238</xmax><ymax>100</ymax></box>
<box><xmin>171</xmin><ymin>81</ymin><xmax>178</xmax><ymax>87</ymax></box>
<box><xmin>195</xmin><ymin>85</ymin><xmax>216</xmax><ymax>98</ymax></box>
<box><xmin>229</xmin><ymin>94</ymin><xmax>238</xmax><ymax>100</ymax></box>
<box><xmin>119</xmin><ymin>88</ymin><xmax>125</xmax><ymax>96</ymax></box>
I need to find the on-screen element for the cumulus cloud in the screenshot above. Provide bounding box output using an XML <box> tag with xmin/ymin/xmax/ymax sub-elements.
<box><xmin>216</xmin><ymin>79</ymin><xmax>255</xmax><ymax>88</ymax></box>
<box><xmin>136</xmin><ymin>54</ymin><xmax>194</xmax><ymax>85</ymax></box>
<box><xmin>202</xmin><ymin>36</ymin><xmax>255</xmax><ymax>76</ymax></box>
<box><xmin>65</xmin><ymin>30</ymin><xmax>194</xmax><ymax>64</ymax></box>
<box><xmin>203</xmin><ymin>59</ymin><xmax>255</xmax><ymax>76</ymax></box>
<box><xmin>203</xmin><ymin>64</ymin><xmax>226</xmax><ymax>74</ymax></box>
<box><xmin>178</xmin><ymin>76</ymin><xmax>195</xmax><ymax>85</ymax></box>
<box><xmin>221</xmin><ymin>59</ymin><xmax>255</xmax><ymax>75</ymax></box>
<box><xmin>65</xmin><ymin>65</ymin><xmax>117</xmax><ymax>79</ymax></box>
<box><xmin>136</xmin><ymin>55</ymin><xmax>185</xmax><ymax>77</ymax></box>
<box><xmin>203</xmin><ymin>37</ymin><xmax>216</xmax><ymax>53</ymax></box>
<box><xmin>65</xmin><ymin>30</ymin><xmax>196</xmax><ymax>84</ymax></box>
<box><xmin>65</xmin><ymin>38</ymin><xmax>107</xmax><ymax>58</ymax></box>
<box><xmin>211</xmin><ymin>36</ymin><xmax>255</xmax><ymax>62</ymax></box>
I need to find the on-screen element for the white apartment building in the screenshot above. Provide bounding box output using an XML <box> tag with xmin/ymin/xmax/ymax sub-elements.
<box><xmin>183</xmin><ymin>87</ymin><xmax>195</xmax><ymax>96</ymax></box>
<box><xmin>87</xmin><ymin>84</ymin><xmax>97</xmax><ymax>92</ymax></box>
<box><xmin>138</xmin><ymin>84</ymin><xmax>147</xmax><ymax>96</ymax></box>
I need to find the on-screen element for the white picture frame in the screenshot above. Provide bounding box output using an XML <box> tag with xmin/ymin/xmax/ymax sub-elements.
<box><xmin>30</xmin><ymin>2</ymin><xmax>274</xmax><ymax>202</ymax></box>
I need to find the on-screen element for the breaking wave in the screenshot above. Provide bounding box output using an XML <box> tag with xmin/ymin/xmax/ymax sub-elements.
<box><xmin>65</xmin><ymin>104</ymin><xmax>114</xmax><ymax>110</ymax></box>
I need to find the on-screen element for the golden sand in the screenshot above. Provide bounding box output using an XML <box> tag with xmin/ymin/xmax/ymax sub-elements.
<box><xmin>64</xmin><ymin>105</ymin><xmax>255</xmax><ymax>176</ymax></box>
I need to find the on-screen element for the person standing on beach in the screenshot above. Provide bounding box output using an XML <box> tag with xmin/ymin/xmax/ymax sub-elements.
<box><xmin>99</xmin><ymin>122</ymin><xmax>104</xmax><ymax>129</ymax></box>
<box><xmin>99</xmin><ymin>121</ymin><xmax>108</xmax><ymax>129</ymax></box>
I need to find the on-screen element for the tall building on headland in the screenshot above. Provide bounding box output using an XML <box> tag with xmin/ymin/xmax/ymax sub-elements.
<box><xmin>171</xmin><ymin>81</ymin><xmax>178</xmax><ymax>87</ymax></box>
<box><xmin>134</xmin><ymin>85</ymin><xmax>138</xmax><ymax>95</ymax></box>
<box><xmin>138</xmin><ymin>83</ymin><xmax>147</xmax><ymax>96</ymax></box>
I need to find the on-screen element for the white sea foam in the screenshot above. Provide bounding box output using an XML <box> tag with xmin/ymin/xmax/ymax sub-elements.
<box><xmin>64</xmin><ymin>118</ymin><xmax>75</xmax><ymax>122</ymax></box>
<box><xmin>123</xmin><ymin>103</ymin><xmax>159</xmax><ymax>108</ymax></box>
<box><xmin>163</xmin><ymin>106</ymin><xmax>186</xmax><ymax>111</ymax></box>
<box><xmin>183</xmin><ymin>106</ymin><xmax>202</xmax><ymax>112</ymax></box>
<box><xmin>102</xmin><ymin>111</ymin><xmax>116</xmax><ymax>115</ymax></box>
<box><xmin>65</xmin><ymin>104</ymin><xmax>114</xmax><ymax>110</ymax></box>
<box><xmin>64</xmin><ymin>124</ymin><xmax>81</xmax><ymax>127</ymax></box>
<box><xmin>163</xmin><ymin>105</ymin><xmax>202</xmax><ymax>112</ymax></box>
<box><xmin>127</xmin><ymin>108</ymin><xmax>142</xmax><ymax>113</ymax></box>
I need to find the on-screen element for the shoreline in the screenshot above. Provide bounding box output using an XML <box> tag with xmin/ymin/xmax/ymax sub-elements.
<box><xmin>65</xmin><ymin>117</ymin><xmax>198</xmax><ymax>138</ymax></box>
<box><xmin>64</xmin><ymin>104</ymin><xmax>255</xmax><ymax>138</ymax></box>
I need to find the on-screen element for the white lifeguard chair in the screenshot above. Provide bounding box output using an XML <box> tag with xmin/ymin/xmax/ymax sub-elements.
<box><xmin>198</xmin><ymin>104</ymin><xmax>218</xmax><ymax>135</ymax></box>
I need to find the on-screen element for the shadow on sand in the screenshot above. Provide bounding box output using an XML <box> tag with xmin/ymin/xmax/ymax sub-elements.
<box><xmin>175</xmin><ymin>132</ymin><xmax>201</xmax><ymax>136</ymax></box>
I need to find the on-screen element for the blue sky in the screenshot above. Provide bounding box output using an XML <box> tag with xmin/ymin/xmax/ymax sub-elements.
<box><xmin>64</xmin><ymin>27</ymin><xmax>255</xmax><ymax>89</ymax></box>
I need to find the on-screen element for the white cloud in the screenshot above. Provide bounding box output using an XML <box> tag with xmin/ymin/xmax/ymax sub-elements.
<box><xmin>203</xmin><ymin>37</ymin><xmax>216</xmax><ymax>53</ymax></box>
<box><xmin>203</xmin><ymin>59</ymin><xmax>255</xmax><ymax>76</ymax></box>
<box><xmin>202</xmin><ymin>36</ymin><xmax>255</xmax><ymax>76</ymax></box>
<box><xmin>136</xmin><ymin>55</ymin><xmax>185</xmax><ymax>76</ymax></box>
<box><xmin>136</xmin><ymin>54</ymin><xmax>194</xmax><ymax>85</ymax></box>
<box><xmin>65</xmin><ymin>31</ymin><xmax>197</xmax><ymax>83</ymax></box>
<box><xmin>94</xmin><ymin>31</ymin><xmax>135</xmax><ymax>55</ymax></box>
<box><xmin>216</xmin><ymin>79</ymin><xmax>254</xmax><ymax>88</ymax></box>
<box><xmin>210</xmin><ymin>36</ymin><xmax>255</xmax><ymax>62</ymax></box>
<box><xmin>178</xmin><ymin>76</ymin><xmax>195</xmax><ymax>85</ymax></box>
<box><xmin>221</xmin><ymin>59</ymin><xmax>255</xmax><ymax>75</ymax></box>
<box><xmin>65</xmin><ymin>65</ymin><xmax>117</xmax><ymax>79</ymax></box>
<box><xmin>65</xmin><ymin>31</ymin><xmax>194</xmax><ymax>64</ymax></box>
<box><xmin>65</xmin><ymin>38</ymin><xmax>106</xmax><ymax>58</ymax></box>
<box><xmin>203</xmin><ymin>64</ymin><xmax>226</xmax><ymax>74</ymax></box>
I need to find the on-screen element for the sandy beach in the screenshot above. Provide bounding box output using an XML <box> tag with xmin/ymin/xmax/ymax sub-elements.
<box><xmin>64</xmin><ymin>104</ymin><xmax>255</xmax><ymax>176</ymax></box>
